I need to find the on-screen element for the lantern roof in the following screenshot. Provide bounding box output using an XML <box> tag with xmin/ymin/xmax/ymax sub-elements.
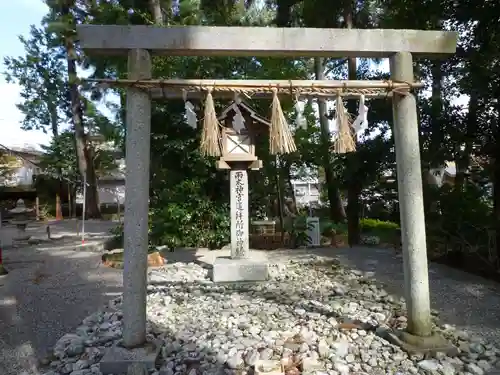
<box><xmin>218</xmin><ymin>100</ymin><xmax>271</xmax><ymax>127</ymax></box>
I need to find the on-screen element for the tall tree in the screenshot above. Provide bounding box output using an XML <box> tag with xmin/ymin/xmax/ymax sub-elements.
<box><xmin>45</xmin><ymin>0</ymin><xmax>102</xmax><ymax>218</ymax></box>
<box><xmin>4</xmin><ymin>24</ymin><xmax>68</xmax><ymax>219</ymax></box>
<box><xmin>344</xmin><ymin>0</ymin><xmax>361</xmax><ymax>246</ymax></box>
<box><xmin>314</xmin><ymin>58</ymin><xmax>347</xmax><ymax>222</ymax></box>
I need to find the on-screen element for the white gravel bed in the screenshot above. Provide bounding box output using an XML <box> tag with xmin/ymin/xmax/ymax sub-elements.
<box><xmin>41</xmin><ymin>257</ymin><xmax>500</xmax><ymax>375</ymax></box>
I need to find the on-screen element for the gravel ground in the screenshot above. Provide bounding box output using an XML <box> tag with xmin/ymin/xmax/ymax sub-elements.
<box><xmin>41</xmin><ymin>253</ymin><xmax>500</xmax><ymax>375</ymax></box>
<box><xmin>0</xmin><ymin>220</ymin><xmax>122</xmax><ymax>375</ymax></box>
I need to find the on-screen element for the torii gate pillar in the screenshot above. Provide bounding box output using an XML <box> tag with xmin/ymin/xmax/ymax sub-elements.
<box><xmin>75</xmin><ymin>25</ymin><xmax>459</xmax><ymax>364</ymax></box>
<box><xmin>122</xmin><ymin>48</ymin><xmax>152</xmax><ymax>348</ymax></box>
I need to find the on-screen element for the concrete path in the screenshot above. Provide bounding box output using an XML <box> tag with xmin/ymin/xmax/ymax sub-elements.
<box><xmin>0</xmin><ymin>220</ymin><xmax>122</xmax><ymax>375</ymax></box>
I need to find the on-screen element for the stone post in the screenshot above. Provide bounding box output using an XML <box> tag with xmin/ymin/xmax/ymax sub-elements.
<box><xmin>230</xmin><ymin>166</ymin><xmax>249</xmax><ymax>259</ymax></box>
<box><xmin>211</xmin><ymin>164</ymin><xmax>267</xmax><ymax>282</ymax></box>
<box><xmin>123</xmin><ymin>48</ymin><xmax>152</xmax><ymax>348</ymax></box>
<box><xmin>390</xmin><ymin>51</ymin><xmax>432</xmax><ymax>337</ymax></box>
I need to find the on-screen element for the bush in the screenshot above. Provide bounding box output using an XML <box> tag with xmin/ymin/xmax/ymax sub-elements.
<box><xmin>360</xmin><ymin>218</ymin><xmax>399</xmax><ymax>243</ymax></box>
<box><xmin>149</xmin><ymin>180</ymin><xmax>230</xmax><ymax>250</ymax></box>
<box><xmin>360</xmin><ymin>218</ymin><xmax>399</xmax><ymax>231</ymax></box>
<box><xmin>425</xmin><ymin>184</ymin><xmax>493</xmax><ymax>261</ymax></box>
<box><xmin>320</xmin><ymin>220</ymin><xmax>348</xmax><ymax>236</ymax></box>
<box><xmin>283</xmin><ymin>215</ymin><xmax>315</xmax><ymax>248</ymax></box>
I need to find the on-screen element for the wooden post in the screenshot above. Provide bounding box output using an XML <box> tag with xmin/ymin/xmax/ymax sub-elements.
<box><xmin>35</xmin><ymin>196</ymin><xmax>40</xmax><ymax>221</ymax></box>
<box><xmin>117</xmin><ymin>196</ymin><xmax>121</xmax><ymax>223</ymax></box>
<box><xmin>68</xmin><ymin>186</ymin><xmax>72</xmax><ymax>218</ymax></box>
<box><xmin>56</xmin><ymin>194</ymin><xmax>63</xmax><ymax>220</ymax></box>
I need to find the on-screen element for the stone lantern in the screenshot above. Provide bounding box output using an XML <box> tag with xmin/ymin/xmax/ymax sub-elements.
<box><xmin>212</xmin><ymin>100</ymin><xmax>270</xmax><ymax>282</ymax></box>
<box><xmin>216</xmin><ymin>100</ymin><xmax>267</xmax><ymax>171</ymax></box>
<box><xmin>9</xmin><ymin>199</ymin><xmax>34</xmax><ymax>242</ymax></box>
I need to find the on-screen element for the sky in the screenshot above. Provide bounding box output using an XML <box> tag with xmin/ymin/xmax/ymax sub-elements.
<box><xmin>0</xmin><ymin>2</ymin><xmax>467</xmax><ymax>152</ymax></box>
<box><xmin>0</xmin><ymin>0</ymin><xmax>52</xmax><ymax>149</ymax></box>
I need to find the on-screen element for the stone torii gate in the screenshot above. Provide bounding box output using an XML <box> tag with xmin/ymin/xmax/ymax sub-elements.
<box><xmin>77</xmin><ymin>25</ymin><xmax>458</xmax><ymax>366</ymax></box>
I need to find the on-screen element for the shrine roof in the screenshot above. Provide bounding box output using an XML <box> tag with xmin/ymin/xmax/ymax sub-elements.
<box><xmin>218</xmin><ymin>101</ymin><xmax>271</xmax><ymax>127</ymax></box>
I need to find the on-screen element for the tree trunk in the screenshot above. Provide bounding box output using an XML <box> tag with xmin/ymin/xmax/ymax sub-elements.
<box><xmin>494</xmin><ymin>99</ymin><xmax>500</xmax><ymax>266</ymax></box>
<box><xmin>314</xmin><ymin>57</ymin><xmax>346</xmax><ymax>222</ymax></box>
<box><xmin>494</xmin><ymin>135</ymin><xmax>500</xmax><ymax>265</ymax></box>
<box><xmin>60</xmin><ymin>1</ymin><xmax>101</xmax><ymax>219</ymax></box>
<box><xmin>455</xmin><ymin>93</ymin><xmax>478</xmax><ymax>190</ymax></box>
<box><xmin>429</xmin><ymin>61</ymin><xmax>444</xmax><ymax>167</ymax></box>
<box><xmin>49</xmin><ymin>102</ymin><xmax>63</xmax><ymax>220</ymax></box>
<box><xmin>275</xmin><ymin>156</ymin><xmax>285</xmax><ymax>243</ymax></box>
<box><xmin>344</xmin><ymin>0</ymin><xmax>360</xmax><ymax>246</ymax></box>
<box><xmin>149</xmin><ymin>0</ymin><xmax>164</xmax><ymax>24</ymax></box>
<box><xmin>280</xmin><ymin>159</ymin><xmax>298</xmax><ymax>212</ymax></box>
<box><xmin>275</xmin><ymin>0</ymin><xmax>299</xmax><ymax>27</ymax></box>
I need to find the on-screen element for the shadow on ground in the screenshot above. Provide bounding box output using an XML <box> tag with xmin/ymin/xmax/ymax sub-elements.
<box><xmin>0</xmin><ymin>221</ymin><xmax>122</xmax><ymax>375</ymax></box>
<box><xmin>155</xmin><ymin>245</ymin><xmax>500</xmax><ymax>347</ymax></box>
<box><xmin>329</xmin><ymin>247</ymin><xmax>500</xmax><ymax>346</ymax></box>
<box><xmin>2</xmin><ymin>235</ymin><xmax>500</xmax><ymax>374</ymax></box>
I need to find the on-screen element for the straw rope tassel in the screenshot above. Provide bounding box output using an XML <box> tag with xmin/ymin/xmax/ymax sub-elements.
<box><xmin>269</xmin><ymin>88</ymin><xmax>297</xmax><ymax>155</ymax></box>
<box><xmin>200</xmin><ymin>89</ymin><xmax>221</xmax><ymax>156</ymax></box>
<box><xmin>333</xmin><ymin>95</ymin><xmax>356</xmax><ymax>154</ymax></box>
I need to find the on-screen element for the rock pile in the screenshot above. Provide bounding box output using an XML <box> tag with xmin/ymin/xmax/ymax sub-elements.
<box><xmin>42</xmin><ymin>258</ymin><xmax>500</xmax><ymax>375</ymax></box>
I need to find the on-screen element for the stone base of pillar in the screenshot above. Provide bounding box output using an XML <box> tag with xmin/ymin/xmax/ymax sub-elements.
<box><xmin>99</xmin><ymin>339</ymin><xmax>161</xmax><ymax>375</ymax></box>
<box><xmin>212</xmin><ymin>257</ymin><xmax>268</xmax><ymax>282</ymax></box>
<box><xmin>382</xmin><ymin>329</ymin><xmax>459</xmax><ymax>356</ymax></box>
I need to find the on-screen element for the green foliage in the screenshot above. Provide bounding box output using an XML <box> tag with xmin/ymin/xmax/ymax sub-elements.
<box><xmin>360</xmin><ymin>218</ymin><xmax>399</xmax><ymax>243</ymax></box>
<box><xmin>320</xmin><ymin>220</ymin><xmax>347</xmax><ymax>236</ymax></box>
<box><xmin>0</xmin><ymin>152</ymin><xmax>20</xmax><ymax>180</ymax></box>
<box><xmin>109</xmin><ymin>224</ymin><xmax>124</xmax><ymax>244</ymax></box>
<box><xmin>7</xmin><ymin>0</ymin><xmax>500</xmax><ymax>278</ymax></box>
<box><xmin>320</xmin><ymin>218</ymin><xmax>399</xmax><ymax>243</ymax></box>
<box><xmin>283</xmin><ymin>215</ymin><xmax>314</xmax><ymax>248</ymax></box>
<box><xmin>150</xmin><ymin>180</ymin><xmax>230</xmax><ymax>249</ymax></box>
<box><xmin>3</xmin><ymin>24</ymin><xmax>67</xmax><ymax>136</ymax></box>
<box><xmin>426</xmin><ymin>185</ymin><xmax>493</xmax><ymax>257</ymax></box>
<box><xmin>38</xmin><ymin>130</ymin><xmax>119</xmax><ymax>187</ymax></box>
<box><xmin>360</xmin><ymin>218</ymin><xmax>399</xmax><ymax>232</ymax></box>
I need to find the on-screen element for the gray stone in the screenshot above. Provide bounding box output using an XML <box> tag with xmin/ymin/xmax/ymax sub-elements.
<box><xmin>73</xmin><ymin>359</ymin><xmax>90</xmax><ymax>370</ymax></box>
<box><xmin>260</xmin><ymin>348</ymin><xmax>274</xmax><ymax>360</ymax></box>
<box><xmin>476</xmin><ymin>359</ymin><xmax>492</xmax><ymax>371</ymax></box>
<box><xmin>440</xmin><ymin>362</ymin><xmax>457</xmax><ymax>375</ymax></box>
<box><xmin>76</xmin><ymin>25</ymin><xmax>458</xmax><ymax>58</ymax></box>
<box><xmin>122</xmin><ymin>47</ymin><xmax>152</xmax><ymax>348</ymax></box>
<box><xmin>418</xmin><ymin>359</ymin><xmax>440</xmax><ymax>372</ymax></box>
<box><xmin>383</xmin><ymin>330</ymin><xmax>459</xmax><ymax>356</ymax></box>
<box><xmin>230</xmin><ymin>168</ymin><xmax>249</xmax><ymax>259</ymax></box>
<box><xmin>226</xmin><ymin>353</ymin><xmax>244</xmax><ymax>369</ymax></box>
<box><xmin>127</xmin><ymin>363</ymin><xmax>148</xmax><ymax>375</ymax></box>
<box><xmin>99</xmin><ymin>340</ymin><xmax>161</xmax><ymax>375</ymax></box>
<box><xmin>391</xmin><ymin>50</ymin><xmax>433</xmax><ymax>337</ymax></box>
<box><xmin>302</xmin><ymin>357</ymin><xmax>324</xmax><ymax>372</ymax></box>
<box><xmin>244</xmin><ymin>349</ymin><xmax>259</xmax><ymax>366</ymax></box>
<box><xmin>67</xmin><ymin>340</ymin><xmax>85</xmax><ymax>357</ymax></box>
<box><xmin>331</xmin><ymin>339</ymin><xmax>349</xmax><ymax>359</ymax></box>
<box><xmin>318</xmin><ymin>339</ymin><xmax>330</xmax><ymax>358</ymax></box>
<box><xmin>465</xmin><ymin>363</ymin><xmax>484</xmax><ymax>375</ymax></box>
<box><xmin>333</xmin><ymin>362</ymin><xmax>349</xmax><ymax>375</ymax></box>
<box><xmin>70</xmin><ymin>371</ymin><xmax>89</xmax><ymax>375</ymax></box>
<box><xmin>212</xmin><ymin>257</ymin><xmax>268</xmax><ymax>282</ymax></box>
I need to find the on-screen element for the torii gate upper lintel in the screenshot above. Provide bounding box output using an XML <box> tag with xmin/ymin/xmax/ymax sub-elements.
<box><xmin>76</xmin><ymin>25</ymin><xmax>458</xmax><ymax>356</ymax></box>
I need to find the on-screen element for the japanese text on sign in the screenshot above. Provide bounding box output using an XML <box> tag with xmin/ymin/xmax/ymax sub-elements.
<box><xmin>234</xmin><ymin>171</ymin><xmax>245</xmax><ymax>257</ymax></box>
